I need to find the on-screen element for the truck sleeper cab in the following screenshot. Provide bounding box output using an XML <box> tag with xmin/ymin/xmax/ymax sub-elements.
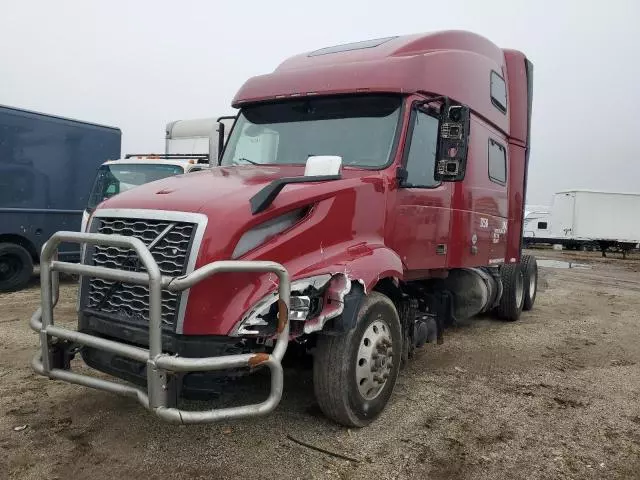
<box><xmin>31</xmin><ymin>31</ymin><xmax>536</xmax><ymax>427</ymax></box>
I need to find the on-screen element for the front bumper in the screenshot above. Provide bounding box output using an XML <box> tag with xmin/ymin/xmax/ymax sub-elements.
<box><xmin>77</xmin><ymin>321</ymin><xmax>250</xmax><ymax>397</ymax></box>
<box><xmin>30</xmin><ymin>231</ymin><xmax>290</xmax><ymax>424</ymax></box>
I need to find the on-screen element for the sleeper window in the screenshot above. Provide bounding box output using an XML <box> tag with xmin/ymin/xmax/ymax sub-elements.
<box><xmin>490</xmin><ymin>71</ymin><xmax>507</xmax><ymax>113</ymax></box>
<box><xmin>488</xmin><ymin>139</ymin><xmax>506</xmax><ymax>184</ymax></box>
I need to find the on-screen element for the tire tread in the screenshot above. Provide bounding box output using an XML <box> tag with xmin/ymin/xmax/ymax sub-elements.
<box><xmin>495</xmin><ymin>263</ymin><xmax>523</xmax><ymax>321</ymax></box>
<box><xmin>521</xmin><ymin>254</ymin><xmax>538</xmax><ymax>311</ymax></box>
<box><xmin>0</xmin><ymin>242</ymin><xmax>33</xmax><ymax>292</ymax></box>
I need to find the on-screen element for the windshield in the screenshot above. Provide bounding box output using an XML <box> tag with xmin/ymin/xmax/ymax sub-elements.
<box><xmin>221</xmin><ymin>95</ymin><xmax>402</xmax><ymax>168</ymax></box>
<box><xmin>87</xmin><ymin>163</ymin><xmax>184</xmax><ymax>210</ymax></box>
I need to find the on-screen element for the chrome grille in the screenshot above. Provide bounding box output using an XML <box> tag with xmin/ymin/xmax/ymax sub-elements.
<box><xmin>84</xmin><ymin>218</ymin><xmax>196</xmax><ymax>331</ymax></box>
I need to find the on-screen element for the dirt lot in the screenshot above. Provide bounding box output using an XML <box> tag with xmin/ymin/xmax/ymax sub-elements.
<box><xmin>1</xmin><ymin>250</ymin><xmax>640</xmax><ymax>480</ymax></box>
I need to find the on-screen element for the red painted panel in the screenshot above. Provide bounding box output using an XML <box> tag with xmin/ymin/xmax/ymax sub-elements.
<box><xmin>179</xmin><ymin>173</ymin><xmax>395</xmax><ymax>335</ymax></box>
<box><xmin>503</xmin><ymin>49</ymin><xmax>530</xmax><ymax>261</ymax></box>
<box><xmin>389</xmin><ymin>185</ymin><xmax>451</xmax><ymax>270</ymax></box>
<box><xmin>446</xmin><ymin>116</ymin><xmax>508</xmax><ymax>268</ymax></box>
<box><xmin>505</xmin><ymin>144</ymin><xmax>526</xmax><ymax>263</ymax></box>
<box><xmin>503</xmin><ymin>49</ymin><xmax>529</xmax><ymax>144</ymax></box>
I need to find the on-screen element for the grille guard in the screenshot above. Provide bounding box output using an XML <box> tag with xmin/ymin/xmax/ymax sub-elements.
<box><xmin>30</xmin><ymin>231</ymin><xmax>290</xmax><ymax>424</ymax></box>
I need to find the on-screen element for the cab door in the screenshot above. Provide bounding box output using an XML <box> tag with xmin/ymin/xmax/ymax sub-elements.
<box><xmin>388</xmin><ymin>108</ymin><xmax>452</xmax><ymax>273</ymax></box>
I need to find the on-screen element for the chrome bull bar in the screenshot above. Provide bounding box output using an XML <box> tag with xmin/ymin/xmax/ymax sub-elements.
<box><xmin>30</xmin><ymin>231</ymin><xmax>290</xmax><ymax>424</ymax></box>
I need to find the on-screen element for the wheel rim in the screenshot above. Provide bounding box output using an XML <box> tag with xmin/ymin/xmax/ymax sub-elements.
<box><xmin>528</xmin><ymin>267</ymin><xmax>537</xmax><ymax>300</ymax></box>
<box><xmin>0</xmin><ymin>254</ymin><xmax>21</xmax><ymax>283</ymax></box>
<box><xmin>355</xmin><ymin>316</ymin><xmax>393</xmax><ymax>400</ymax></box>
<box><xmin>515</xmin><ymin>270</ymin><xmax>524</xmax><ymax>309</ymax></box>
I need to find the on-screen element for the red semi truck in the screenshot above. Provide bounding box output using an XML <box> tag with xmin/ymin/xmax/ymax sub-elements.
<box><xmin>31</xmin><ymin>31</ymin><xmax>536</xmax><ymax>427</ymax></box>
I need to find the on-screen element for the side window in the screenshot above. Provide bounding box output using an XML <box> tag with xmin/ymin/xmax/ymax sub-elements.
<box><xmin>488</xmin><ymin>139</ymin><xmax>507</xmax><ymax>184</ymax></box>
<box><xmin>537</xmin><ymin>221</ymin><xmax>548</xmax><ymax>230</ymax></box>
<box><xmin>490</xmin><ymin>71</ymin><xmax>507</xmax><ymax>113</ymax></box>
<box><xmin>404</xmin><ymin>111</ymin><xmax>439</xmax><ymax>187</ymax></box>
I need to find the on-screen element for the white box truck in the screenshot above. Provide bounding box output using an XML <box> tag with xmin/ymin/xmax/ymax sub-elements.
<box><xmin>165</xmin><ymin>116</ymin><xmax>235</xmax><ymax>159</ymax></box>
<box><xmin>525</xmin><ymin>190</ymin><xmax>640</xmax><ymax>257</ymax></box>
<box><xmin>81</xmin><ymin>115</ymin><xmax>236</xmax><ymax>231</ymax></box>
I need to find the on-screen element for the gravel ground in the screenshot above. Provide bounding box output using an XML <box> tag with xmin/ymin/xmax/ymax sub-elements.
<box><xmin>1</xmin><ymin>250</ymin><xmax>639</xmax><ymax>480</ymax></box>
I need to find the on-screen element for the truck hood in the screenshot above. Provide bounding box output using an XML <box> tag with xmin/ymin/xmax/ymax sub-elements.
<box><xmin>99</xmin><ymin>164</ymin><xmax>309</xmax><ymax>214</ymax></box>
<box><xmin>97</xmin><ymin>164</ymin><xmax>375</xmax><ymax>261</ymax></box>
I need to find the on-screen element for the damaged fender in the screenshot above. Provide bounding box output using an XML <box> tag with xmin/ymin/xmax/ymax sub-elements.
<box><xmin>305</xmin><ymin>246</ymin><xmax>404</xmax><ymax>335</ymax></box>
<box><xmin>232</xmin><ymin>246</ymin><xmax>404</xmax><ymax>337</ymax></box>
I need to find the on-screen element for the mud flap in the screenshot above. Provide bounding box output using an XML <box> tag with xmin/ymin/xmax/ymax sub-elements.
<box><xmin>398</xmin><ymin>298</ymin><xmax>418</xmax><ymax>366</ymax></box>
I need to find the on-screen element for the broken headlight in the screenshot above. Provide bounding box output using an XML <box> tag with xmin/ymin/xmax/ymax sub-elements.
<box><xmin>231</xmin><ymin>274</ymin><xmax>331</xmax><ymax>336</ymax></box>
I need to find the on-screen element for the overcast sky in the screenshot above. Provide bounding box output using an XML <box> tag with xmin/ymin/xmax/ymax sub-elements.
<box><xmin>2</xmin><ymin>0</ymin><xmax>639</xmax><ymax>204</ymax></box>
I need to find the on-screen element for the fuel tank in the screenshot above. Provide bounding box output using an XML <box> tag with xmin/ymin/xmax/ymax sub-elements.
<box><xmin>423</xmin><ymin>268</ymin><xmax>502</xmax><ymax>321</ymax></box>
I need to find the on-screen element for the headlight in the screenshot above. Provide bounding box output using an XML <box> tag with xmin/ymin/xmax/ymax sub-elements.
<box><xmin>231</xmin><ymin>274</ymin><xmax>332</xmax><ymax>336</ymax></box>
<box><xmin>231</xmin><ymin>208</ymin><xmax>306</xmax><ymax>259</ymax></box>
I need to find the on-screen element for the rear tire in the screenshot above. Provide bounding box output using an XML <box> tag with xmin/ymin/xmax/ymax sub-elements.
<box><xmin>495</xmin><ymin>263</ymin><xmax>524</xmax><ymax>321</ymax></box>
<box><xmin>0</xmin><ymin>243</ymin><xmax>33</xmax><ymax>292</ymax></box>
<box><xmin>521</xmin><ymin>255</ymin><xmax>538</xmax><ymax>311</ymax></box>
<box><xmin>313</xmin><ymin>292</ymin><xmax>402</xmax><ymax>427</ymax></box>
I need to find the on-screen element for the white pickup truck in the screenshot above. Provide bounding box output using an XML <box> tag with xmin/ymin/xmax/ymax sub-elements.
<box><xmin>81</xmin><ymin>154</ymin><xmax>211</xmax><ymax>232</ymax></box>
<box><xmin>81</xmin><ymin>116</ymin><xmax>236</xmax><ymax>231</ymax></box>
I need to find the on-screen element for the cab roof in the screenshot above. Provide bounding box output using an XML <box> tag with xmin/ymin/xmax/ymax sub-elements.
<box><xmin>232</xmin><ymin>30</ymin><xmax>521</xmax><ymax>136</ymax></box>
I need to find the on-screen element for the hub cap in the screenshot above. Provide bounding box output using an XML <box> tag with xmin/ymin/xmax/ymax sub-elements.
<box><xmin>355</xmin><ymin>317</ymin><xmax>393</xmax><ymax>400</ymax></box>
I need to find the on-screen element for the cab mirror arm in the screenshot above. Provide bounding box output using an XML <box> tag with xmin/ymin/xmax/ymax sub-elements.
<box><xmin>215</xmin><ymin>116</ymin><xmax>236</xmax><ymax>165</ymax></box>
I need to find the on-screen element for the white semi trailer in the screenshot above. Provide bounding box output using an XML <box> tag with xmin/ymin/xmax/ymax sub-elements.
<box><xmin>524</xmin><ymin>190</ymin><xmax>640</xmax><ymax>257</ymax></box>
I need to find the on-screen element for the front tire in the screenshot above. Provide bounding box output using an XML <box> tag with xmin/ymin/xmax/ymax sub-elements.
<box><xmin>313</xmin><ymin>292</ymin><xmax>402</xmax><ymax>427</ymax></box>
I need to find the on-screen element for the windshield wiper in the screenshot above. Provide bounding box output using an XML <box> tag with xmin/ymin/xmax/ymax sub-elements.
<box><xmin>235</xmin><ymin>157</ymin><xmax>260</xmax><ymax>165</ymax></box>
